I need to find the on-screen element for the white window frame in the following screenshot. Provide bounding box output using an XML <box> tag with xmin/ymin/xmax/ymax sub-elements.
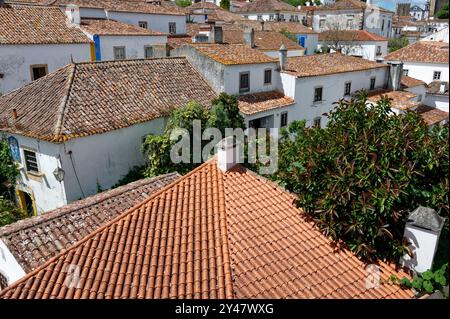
<box><xmin>138</xmin><ymin>21</ymin><xmax>148</xmax><ymax>29</ymax></box>
<box><xmin>22</xmin><ymin>148</ymin><xmax>40</xmax><ymax>174</ymax></box>
<box><xmin>169</xmin><ymin>22</ymin><xmax>177</xmax><ymax>34</ymax></box>
<box><xmin>433</xmin><ymin>71</ymin><xmax>441</xmax><ymax>80</ymax></box>
<box><xmin>113</xmin><ymin>46</ymin><xmax>126</xmax><ymax>60</ymax></box>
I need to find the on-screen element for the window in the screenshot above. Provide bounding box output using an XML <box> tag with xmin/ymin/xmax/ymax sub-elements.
<box><xmin>23</xmin><ymin>149</ymin><xmax>39</xmax><ymax>173</ymax></box>
<box><xmin>113</xmin><ymin>46</ymin><xmax>126</xmax><ymax>60</ymax></box>
<box><xmin>279</xmin><ymin>14</ymin><xmax>285</xmax><ymax>21</ymax></box>
<box><xmin>388</xmin><ymin>20</ymin><xmax>391</xmax><ymax>29</ymax></box>
<box><xmin>319</xmin><ymin>19</ymin><xmax>326</xmax><ymax>28</ymax></box>
<box><xmin>313</xmin><ymin>117</ymin><xmax>321</xmax><ymax>128</ymax></box>
<box><xmin>264</xmin><ymin>69</ymin><xmax>272</xmax><ymax>85</ymax></box>
<box><xmin>138</xmin><ymin>21</ymin><xmax>148</xmax><ymax>29</ymax></box>
<box><xmin>239</xmin><ymin>72</ymin><xmax>250</xmax><ymax>93</ymax></box>
<box><xmin>381</xmin><ymin>19</ymin><xmax>385</xmax><ymax>31</ymax></box>
<box><xmin>314</xmin><ymin>87</ymin><xmax>323</xmax><ymax>102</ymax></box>
<box><xmin>257</xmin><ymin>15</ymin><xmax>263</xmax><ymax>21</ymax></box>
<box><xmin>370</xmin><ymin>77</ymin><xmax>376</xmax><ymax>90</ymax></box>
<box><xmin>280</xmin><ymin>112</ymin><xmax>288</xmax><ymax>127</ymax></box>
<box><xmin>344</xmin><ymin>82</ymin><xmax>351</xmax><ymax>95</ymax></box>
<box><xmin>376</xmin><ymin>45</ymin><xmax>382</xmax><ymax>56</ymax></box>
<box><xmin>347</xmin><ymin>19</ymin><xmax>353</xmax><ymax>28</ymax></box>
<box><xmin>30</xmin><ymin>65</ymin><xmax>47</xmax><ymax>81</ymax></box>
<box><xmin>417</xmin><ymin>94</ymin><xmax>423</xmax><ymax>102</ymax></box>
<box><xmin>169</xmin><ymin>22</ymin><xmax>176</xmax><ymax>34</ymax></box>
<box><xmin>144</xmin><ymin>46</ymin><xmax>154</xmax><ymax>58</ymax></box>
<box><xmin>433</xmin><ymin>71</ymin><xmax>441</xmax><ymax>80</ymax></box>
<box><xmin>269</xmin><ymin>14</ymin><xmax>274</xmax><ymax>21</ymax></box>
<box><xmin>403</xmin><ymin>69</ymin><xmax>409</xmax><ymax>76</ymax></box>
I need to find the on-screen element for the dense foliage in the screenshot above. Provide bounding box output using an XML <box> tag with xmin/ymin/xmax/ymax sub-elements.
<box><xmin>220</xmin><ymin>0</ymin><xmax>230</xmax><ymax>10</ymax></box>
<box><xmin>391</xmin><ymin>263</ymin><xmax>448</xmax><ymax>295</ymax></box>
<box><xmin>175</xmin><ymin>0</ymin><xmax>192</xmax><ymax>8</ymax></box>
<box><xmin>388</xmin><ymin>36</ymin><xmax>409</xmax><ymax>53</ymax></box>
<box><xmin>284</xmin><ymin>0</ymin><xmax>320</xmax><ymax>6</ymax></box>
<box><xmin>142</xmin><ymin>93</ymin><xmax>245</xmax><ymax>177</ymax></box>
<box><xmin>437</xmin><ymin>4</ymin><xmax>449</xmax><ymax>19</ymax></box>
<box><xmin>0</xmin><ymin>196</ymin><xmax>26</xmax><ymax>227</ymax></box>
<box><xmin>272</xmin><ymin>92</ymin><xmax>449</xmax><ymax>261</ymax></box>
<box><xmin>280</xmin><ymin>28</ymin><xmax>298</xmax><ymax>42</ymax></box>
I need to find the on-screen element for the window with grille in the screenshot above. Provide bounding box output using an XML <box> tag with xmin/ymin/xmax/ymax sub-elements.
<box><xmin>433</xmin><ymin>71</ymin><xmax>441</xmax><ymax>80</ymax></box>
<box><xmin>24</xmin><ymin>149</ymin><xmax>39</xmax><ymax>173</ymax></box>
<box><xmin>280</xmin><ymin>112</ymin><xmax>288</xmax><ymax>127</ymax></box>
<box><xmin>138</xmin><ymin>21</ymin><xmax>148</xmax><ymax>29</ymax></box>
<box><xmin>344</xmin><ymin>82</ymin><xmax>351</xmax><ymax>96</ymax></box>
<box><xmin>169</xmin><ymin>22</ymin><xmax>177</xmax><ymax>34</ymax></box>
<box><xmin>113</xmin><ymin>46</ymin><xmax>126</xmax><ymax>60</ymax></box>
<box><xmin>370</xmin><ymin>77</ymin><xmax>376</xmax><ymax>90</ymax></box>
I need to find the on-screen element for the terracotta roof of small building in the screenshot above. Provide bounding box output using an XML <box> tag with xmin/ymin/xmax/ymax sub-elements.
<box><xmin>0</xmin><ymin>159</ymin><xmax>414</xmax><ymax>299</ymax></box>
<box><xmin>236</xmin><ymin>0</ymin><xmax>300</xmax><ymax>13</ymax></box>
<box><xmin>0</xmin><ymin>58</ymin><xmax>217</xmax><ymax>142</ymax></box>
<box><xmin>0</xmin><ymin>173</ymin><xmax>181</xmax><ymax>274</ymax></box>
<box><xmin>188</xmin><ymin>1</ymin><xmax>245</xmax><ymax>22</ymax></box>
<box><xmin>187</xmin><ymin>43</ymin><xmax>276</xmax><ymax>65</ymax></box>
<box><xmin>367</xmin><ymin>90</ymin><xmax>419</xmax><ymax>111</ymax></box>
<box><xmin>223</xmin><ymin>28</ymin><xmax>304</xmax><ymax>51</ymax></box>
<box><xmin>236</xmin><ymin>20</ymin><xmax>318</xmax><ymax>34</ymax></box>
<box><xmin>319</xmin><ymin>30</ymin><xmax>388</xmax><ymax>42</ymax></box>
<box><xmin>79</xmin><ymin>18</ymin><xmax>165</xmax><ymax>36</ymax></box>
<box><xmin>238</xmin><ymin>91</ymin><xmax>295</xmax><ymax>115</ymax></box>
<box><xmin>305</xmin><ymin>0</ymin><xmax>394</xmax><ymax>14</ymax></box>
<box><xmin>284</xmin><ymin>53</ymin><xmax>387</xmax><ymax>78</ymax></box>
<box><xmin>167</xmin><ymin>34</ymin><xmax>193</xmax><ymax>50</ymax></box>
<box><xmin>415</xmin><ymin>105</ymin><xmax>449</xmax><ymax>125</ymax></box>
<box><xmin>0</xmin><ymin>4</ymin><xmax>91</xmax><ymax>45</ymax></box>
<box><xmin>427</xmin><ymin>81</ymin><xmax>449</xmax><ymax>96</ymax></box>
<box><xmin>401</xmin><ymin>75</ymin><xmax>426</xmax><ymax>89</ymax></box>
<box><xmin>385</xmin><ymin>41</ymin><xmax>449</xmax><ymax>64</ymax></box>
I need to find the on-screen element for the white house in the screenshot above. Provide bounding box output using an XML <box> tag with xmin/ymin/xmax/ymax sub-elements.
<box><xmin>410</xmin><ymin>4</ymin><xmax>429</xmax><ymax>21</ymax></box>
<box><xmin>303</xmin><ymin>0</ymin><xmax>394</xmax><ymax>38</ymax></box>
<box><xmin>0</xmin><ymin>4</ymin><xmax>91</xmax><ymax>95</ymax></box>
<box><xmin>318</xmin><ymin>29</ymin><xmax>388</xmax><ymax>60</ymax></box>
<box><xmin>385</xmin><ymin>41</ymin><xmax>449</xmax><ymax>84</ymax></box>
<box><xmin>0</xmin><ymin>58</ymin><xmax>217</xmax><ymax>214</ymax></box>
<box><xmin>424</xmin><ymin>81</ymin><xmax>449</xmax><ymax>112</ymax></box>
<box><xmin>422</xmin><ymin>26</ymin><xmax>449</xmax><ymax>43</ymax></box>
<box><xmin>235</xmin><ymin>0</ymin><xmax>305</xmax><ymax>23</ymax></box>
<box><xmin>78</xmin><ymin>18</ymin><xmax>168</xmax><ymax>60</ymax></box>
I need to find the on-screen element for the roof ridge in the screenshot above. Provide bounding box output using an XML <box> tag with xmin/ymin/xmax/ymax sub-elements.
<box><xmin>53</xmin><ymin>63</ymin><xmax>76</xmax><ymax>140</ymax></box>
<box><xmin>0</xmin><ymin>161</ymin><xmax>216</xmax><ymax>293</ymax></box>
<box><xmin>71</xmin><ymin>56</ymin><xmax>187</xmax><ymax>66</ymax></box>
<box><xmin>0</xmin><ymin>172</ymin><xmax>180</xmax><ymax>238</ymax></box>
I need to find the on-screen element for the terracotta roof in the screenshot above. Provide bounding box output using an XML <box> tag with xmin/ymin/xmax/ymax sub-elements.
<box><xmin>236</xmin><ymin>20</ymin><xmax>318</xmax><ymax>34</ymax></box>
<box><xmin>223</xmin><ymin>28</ymin><xmax>304</xmax><ymax>51</ymax></box>
<box><xmin>236</xmin><ymin>0</ymin><xmax>300</xmax><ymax>13</ymax></box>
<box><xmin>415</xmin><ymin>105</ymin><xmax>449</xmax><ymax>125</ymax></box>
<box><xmin>306</xmin><ymin>0</ymin><xmax>394</xmax><ymax>14</ymax></box>
<box><xmin>284</xmin><ymin>53</ymin><xmax>387</xmax><ymax>78</ymax></box>
<box><xmin>167</xmin><ymin>34</ymin><xmax>193</xmax><ymax>50</ymax></box>
<box><xmin>0</xmin><ymin>4</ymin><xmax>91</xmax><ymax>45</ymax></box>
<box><xmin>0</xmin><ymin>173</ymin><xmax>181</xmax><ymax>274</ymax></box>
<box><xmin>187</xmin><ymin>43</ymin><xmax>276</xmax><ymax>65</ymax></box>
<box><xmin>385</xmin><ymin>41</ymin><xmax>449</xmax><ymax>64</ymax></box>
<box><xmin>0</xmin><ymin>58</ymin><xmax>217</xmax><ymax>142</ymax></box>
<box><xmin>0</xmin><ymin>159</ymin><xmax>414</xmax><ymax>299</ymax></box>
<box><xmin>367</xmin><ymin>90</ymin><xmax>419</xmax><ymax>111</ymax></box>
<box><xmin>401</xmin><ymin>75</ymin><xmax>426</xmax><ymax>89</ymax></box>
<box><xmin>238</xmin><ymin>91</ymin><xmax>295</xmax><ymax>115</ymax></box>
<box><xmin>319</xmin><ymin>30</ymin><xmax>388</xmax><ymax>42</ymax></box>
<box><xmin>187</xmin><ymin>2</ymin><xmax>245</xmax><ymax>22</ymax></box>
<box><xmin>427</xmin><ymin>81</ymin><xmax>449</xmax><ymax>96</ymax></box>
<box><xmin>79</xmin><ymin>18</ymin><xmax>165</xmax><ymax>36</ymax></box>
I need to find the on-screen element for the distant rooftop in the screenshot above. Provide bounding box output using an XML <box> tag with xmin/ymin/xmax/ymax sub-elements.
<box><xmin>367</xmin><ymin>90</ymin><xmax>419</xmax><ymax>111</ymax></box>
<box><xmin>238</xmin><ymin>91</ymin><xmax>295</xmax><ymax>115</ymax></box>
<box><xmin>302</xmin><ymin>0</ymin><xmax>394</xmax><ymax>14</ymax></box>
<box><xmin>416</xmin><ymin>105</ymin><xmax>449</xmax><ymax>126</ymax></box>
<box><xmin>236</xmin><ymin>0</ymin><xmax>301</xmax><ymax>13</ymax></box>
<box><xmin>80</xmin><ymin>18</ymin><xmax>166</xmax><ymax>36</ymax></box>
<box><xmin>401</xmin><ymin>75</ymin><xmax>426</xmax><ymax>89</ymax></box>
<box><xmin>385</xmin><ymin>41</ymin><xmax>449</xmax><ymax>64</ymax></box>
<box><xmin>319</xmin><ymin>30</ymin><xmax>388</xmax><ymax>42</ymax></box>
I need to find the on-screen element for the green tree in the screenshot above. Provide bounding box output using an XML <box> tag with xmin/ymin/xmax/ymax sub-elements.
<box><xmin>284</xmin><ymin>0</ymin><xmax>308</xmax><ymax>6</ymax></box>
<box><xmin>142</xmin><ymin>94</ymin><xmax>245</xmax><ymax>177</ymax></box>
<box><xmin>280</xmin><ymin>28</ymin><xmax>298</xmax><ymax>43</ymax></box>
<box><xmin>272</xmin><ymin>91</ymin><xmax>449</xmax><ymax>261</ymax></box>
<box><xmin>175</xmin><ymin>0</ymin><xmax>192</xmax><ymax>8</ymax></box>
<box><xmin>220</xmin><ymin>0</ymin><xmax>230</xmax><ymax>10</ymax></box>
<box><xmin>388</xmin><ymin>36</ymin><xmax>409</xmax><ymax>53</ymax></box>
<box><xmin>0</xmin><ymin>196</ymin><xmax>26</xmax><ymax>227</ymax></box>
<box><xmin>437</xmin><ymin>4</ymin><xmax>449</xmax><ymax>19</ymax></box>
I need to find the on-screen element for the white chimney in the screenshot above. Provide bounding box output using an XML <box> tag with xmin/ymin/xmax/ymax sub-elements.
<box><xmin>279</xmin><ymin>44</ymin><xmax>288</xmax><ymax>71</ymax></box>
<box><xmin>439</xmin><ymin>82</ymin><xmax>447</xmax><ymax>94</ymax></box>
<box><xmin>243</xmin><ymin>27</ymin><xmax>255</xmax><ymax>48</ymax></box>
<box><xmin>401</xmin><ymin>207</ymin><xmax>445</xmax><ymax>273</ymax></box>
<box><xmin>217</xmin><ymin>137</ymin><xmax>238</xmax><ymax>172</ymax></box>
<box><xmin>387</xmin><ymin>61</ymin><xmax>403</xmax><ymax>91</ymax></box>
<box><xmin>65</xmin><ymin>4</ymin><xmax>81</xmax><ymax>26</ymax></box>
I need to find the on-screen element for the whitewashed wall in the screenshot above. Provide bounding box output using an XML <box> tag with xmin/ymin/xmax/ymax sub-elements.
<box><xmin>0</xmin><ymin>43</ymin><xmax>91</xmax><ymax>95</ymax></box>
<box><xmin>263</xmin><ymin>49</ymin><xmax>304</xmax><ymax>58</ymax></box>
<box><xmin>401</xmin><ymin>62</ymin><xmax>449</xmax><ymax>84</ymax></box>
<box><xmin>0</xmin><ymin>240</ymin><xmax>26</xmax><ymax>288</ymax></box>
<box><xmin>312</xmin><ymin>10</ymin><xmax>363</xmax><ymax>32</ymax></box>
<box><xmin>424</xmin><ymin>94</ymin><xmax>449</xmax><ymax>112</ymax></box>
<box><xmin>240</xmin><ymin>12</ymin><xmax>305</xmax><ymax>22</ymax></box>
<box><xmin>318</xmin><ymin>41</ymin><xmax>388</xmax><ymax>60</ymax></box>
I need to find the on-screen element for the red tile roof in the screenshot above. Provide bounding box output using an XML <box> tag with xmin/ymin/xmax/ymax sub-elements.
<box><xmin>385</xmin><ymin>41</ymin><xmax>449</xmax><ymax>64</ymax></box>
<box><xmin>0</xmin><ymin>4</ymin><xmax>90</xmax><ymax>45</ymax></box>
<box><xmin>401</xmin><ymin>75</ymin><xmax>426</xmax><ymax>89</ymax></box>
<box><xmin>0</xmin><ymin>160</ymin><xmax>414</xmax><ymax>299</ymax></box>
<box><xmin>236</xmin><ymin>0</ymin><xmax>300</xmax><ymax>13</ymax></box>
<box><xmin>0</xmin><ymin>173</ymin><xmax>180</xmax><ymax>273</ymax></box>
<box><xmin>0</xmin><ymin>58</ymin><xmax>217</xmax><ymax>142</ymax></box>
<box><xmin>80</xmin><ymin>18</ymin><xmax>165</xmax><ymax>36</ymax></box>
<box><xmin>415</xmin><ymin>105</ymin><xmax>449</xmax><ymax>126</ymax></box>
<box><xmin>319</xmin><ymin>30</ymin><xmax>388</xmax><ymax>42</ymax></box>
<box><xmin>367</xmin><ymin>89</ymin><xmax>419</xmax><ymax>111</ymax></box>
<box><xmin>304</xmin><ymin>0</ymin><xmax>394</xmax><ymax>14</ymax></box>
<box><xmin>187</xmin><ymin>1</ymin><xmax>246</xmax><ymax>22</ymax></box>
<box><xmin>238</xmin><ymin>91</ymin><xmax>295</xmax><ymax>115</ymax></box>
<box><xmin>237</xmin><ymin>20</ymin><xmax>318</xmax><ymax>34</ymax></box>
<box><xmin>284</xmin><ymin>53</ymin><xmax>387</xmax><ymax>78</ymax></box>
<box><xmin>223</xmin><ymin>28</ymin><xmax>304</xmax><ymax>51</ymax></box>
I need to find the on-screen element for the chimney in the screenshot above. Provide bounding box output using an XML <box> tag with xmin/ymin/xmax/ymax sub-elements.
<box><xmin>12</xmin><ymin>109</ymin><xmax>17</xmax><ymax>121</ymax></box>
<box><xmin>210</xmin><ymin>25</ymin><xmax>223</xmax><ymax>44</ymax></box>
<box><xmin>439</xmin><ymin>82</ymin><xmax>447</xmax><ymax>94</ymax></box>
<box><xmin>243</xmin><ymin>27</ymin><xmax>255</xmax><ymax>48</ymax></box>
<box><xmin>261</xmin><ymin>20</ymin><xmax>265</xmax><ymax>31</ymax></box>
<box><xmin>217</xmin><ymin>137</ymin><xmax>238</xmax><ymax>172</ymax></box>
<box><xmin>387</xmin><ymin>61</ymin><xmax>403</xmax><ymax>91</ymax></box>
<box><xmin>65</xmin><ymin>4</ymin><xmax>81</xmax><ymax>25</ymax></box>
<box><xmin>279</xmin><ymin>44</ymin><xmax>288</xmax><ymax>71</ymax></box>
<box><xmin>401</xmin><ymin>207</ymin><xmax>445</xmax><ymax>273</ymax></box>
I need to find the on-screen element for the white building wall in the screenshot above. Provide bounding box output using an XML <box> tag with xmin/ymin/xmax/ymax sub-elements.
<box><xmin>312</xmin><ymin>10</ymin><xmax>363</xmax><ymax>32</ymax></box>
<box><xmin>223</xmin><ymin>62</ymin><xmax>282</xmax><ymax>95</ymax></box>
<box><xmin>424</xmin><ymin>94</ymin><xmax>449</xmax><ymax>112</ymax></box>
<box><xmin>263</xmin><ymin>49</ymin><xmax>304</xmax><ymax>58</ymax></box>
<box><xmin>401</xmin><ymin>62</ymin><xmax>449</xmax><ymax>84</ymax></box>
<box><xmin>0</xmin><ymin>43</ymin><xmax>91</xmax><ymax>95</ymax></box>
<box><xmin>78</xmin><ymin>7</ymin><xmax>107</xmax><ymax>18</ymax></box>
<box><xmin>240</xmin><ymin>12</ymin><xmax>305</xmax><ymax>22</ymax></box>
<box><xmin>93</xmin><ymin>35</ymin><xmax>167</xmax><ymax>61</ymax></box>
<box><xmin>318</xmin><ymin>41</ymin><xmax>388</xmax><ymax>60</ymax></box>
<box><xmin>0</xmin><ymin>239</ymin><xmax>26</xmax><ymax>287</ymax></box>
<box><xmin>422</xmin><ymin>27</ymin><xmax>449</xmax><ymax>43</ymax></box>
<box><xmin>404</xmin><ymin>85</ymin><xmax>427</xmax><ymax>103</ymax></box>
<box><xmin>59</xmin><ymin>118</ymin><xmax>166</xmax><ymax>203</ymax></box>
<box><xmin>106</xmin><ymin>11</ymin><xmax>187</xmax><ymax>35</ymax></box>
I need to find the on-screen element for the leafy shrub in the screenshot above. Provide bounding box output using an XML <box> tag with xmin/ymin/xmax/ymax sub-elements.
<box><xmin>0</xmin><ymin>196</ymin><xmax>26</xmax><ymax>227</ymax></box>
<box><xmin>391</xmin><ymin>263</ymin><xmax>448</xmax><ymax>295</ymax></box>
